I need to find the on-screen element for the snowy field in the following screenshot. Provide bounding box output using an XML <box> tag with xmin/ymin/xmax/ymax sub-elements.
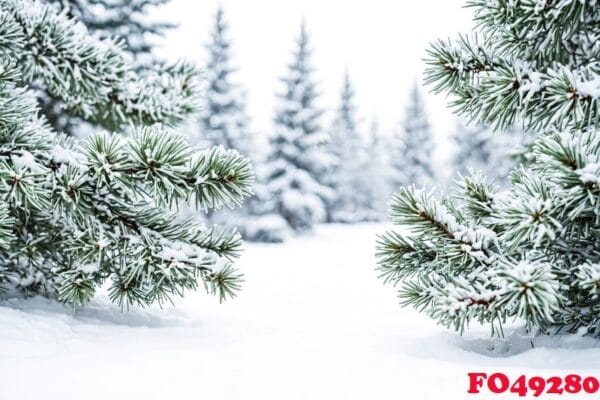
<box><xmin>1</xmin><ymin>224</ymin><xmax>599</xmax><ymax>400</ymax></box>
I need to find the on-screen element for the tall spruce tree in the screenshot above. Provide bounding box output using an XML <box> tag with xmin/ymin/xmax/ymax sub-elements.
<box><xmin>263</xmin><ymin>21</ymin><xmax>333</xmax><ymax>232</ymax></box>
<box><xmin>0</xmin><ymin>0</ymin><xmax>253</xmax><ymax>308</ymax></box>
<box><xmin>389</xmin><ymin>83</ymin><xmax>436</xmax><ymax>190</ymax></box>
<box><xmin>326</xmin><ymin>71</ymin><xmax>373</xmax><ymax>222</ymax></box>
<box><xmin>402</xmin><ymin>83</ymin><xmax>436</xmax><ymax>187</ymax></box>
<box><xmin>377</xmin><ymin>1</ymin><xmax>600</xmax><ymax>336</ymax></box>
<box><xmin>388</xmin><ymin>125</ymin><xmax>407</xmax><ymax>194</ymax></box>
<box><xmin>199</xmin><ymin>5</ymin><xmax>252</xmax><ymax>156</ymax></box>
<box><xmin>363</xmin><ymin>117</ymin><xmax>390</xmax><ymax>220</ymax></box>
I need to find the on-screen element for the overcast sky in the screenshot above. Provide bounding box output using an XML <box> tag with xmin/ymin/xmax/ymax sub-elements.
<box><xmin>153</xmin><ymin>0</ymin><xmax>473</xmax><ymax>153</ymax></box>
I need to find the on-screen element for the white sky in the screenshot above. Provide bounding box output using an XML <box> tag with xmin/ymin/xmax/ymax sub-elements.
<box><xmin>153</xmin><ymin>0</ymin><xmax>473</xmax><ymax>152</ymax></box>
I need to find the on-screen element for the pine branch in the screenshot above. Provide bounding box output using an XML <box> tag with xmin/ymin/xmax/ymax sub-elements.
<box><xmin>0</xmin><ymin>0</ymin><xmax>201</xmax><ymax>130</ymax></box>
<box><xmin>189</xmin><ymin>146</ymin><xmax>255</xmax><ymax>211</ymax></box>
<box><xmin>0</xmin><ymin>74</ymin><xmax>253</xmax><ymax>308</ymax></box>
<box><xmin>424</xmin><ymin>37</ymin><xmax>600</xmax><ymax>132</ymax></box>
<box><xmin>380</xmin><ymin>0</ymin><xmax>600</xmax><ymax>336</ymax></box>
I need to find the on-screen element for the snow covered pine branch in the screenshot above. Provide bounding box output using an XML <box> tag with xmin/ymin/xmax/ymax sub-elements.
<box><xmin>377</xmin><ymin>0</ymin><xmax>600</xmax><ymax>336</ymax></box>
<box><xmin>0</xmin><ymin>0</ymin><xmax>254</xmax><ymax>308</ymax></box>
<box><xmin>0</xmin><ymin>0</ymin><xmax>198</xmax><ymax>131</ymax></box>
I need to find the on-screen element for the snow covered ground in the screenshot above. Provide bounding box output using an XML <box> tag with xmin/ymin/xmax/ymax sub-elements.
<box><xmin>1</xmin><ymin>224</ymin><xmax>599</xmax><ymax>400</ymax></box>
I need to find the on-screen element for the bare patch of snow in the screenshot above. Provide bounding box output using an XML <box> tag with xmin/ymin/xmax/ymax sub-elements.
<box><xmin>0</xmin><ymin>224</ymin><xmax>598</xmax><ymax>399</ymax></box>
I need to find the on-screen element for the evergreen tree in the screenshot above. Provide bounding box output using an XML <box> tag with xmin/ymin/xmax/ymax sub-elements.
<box><xmin>0</xmin><ymin>0</ymin><xmax>253</xmax><ymax>308</ymax></box>
<box><xmin>326</xmin><ymin>71</ymin><xmax>373</xmax><ymax>222</ymax></box>
<box><xmin>40</xmin><ymin>0</ymin><xmax>174</xmax><ymax>134</ymax></box>
<box><xmin>364</xmin><ymin>117</ymin><xmax>391</xmax><ymax>220</ymax></box>
<box><xmin>387</xmin><ymin>126</ymin><xmax>406</xmax><ymax>193</ymax></box>
<box><xmin>377</xmin><ymin>1</ymin><xmax>600</xmax><ymax>336</ymax></box>
<box><xmin>198</xmin><ymin>5</ymin><xmax>252</xmax><ymax>156</ymax></box>
<box><xmin>390</xmin><ymin>83</ymin><xmax>436</xmax><ymax>191</ymax></box>
<box><xmin>263</xmin><ymin>21</ymin><xmax>333</xmax><ymax>232</ymax></box>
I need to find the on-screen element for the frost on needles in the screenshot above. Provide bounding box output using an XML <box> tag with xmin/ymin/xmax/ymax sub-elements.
<box><xmin>39</xmin><ymin>0</ymin><xmax>175</xmax><ymax>135</ymax></box>
<box><xmin>0</xmin><ymin>0</ymin><xmax>254</xmax><ymax>308</ymax></box>
<box><xmin>377</xmin><ymin>0</ymin><xmax>600</xmax><ymax>336</ymax></box>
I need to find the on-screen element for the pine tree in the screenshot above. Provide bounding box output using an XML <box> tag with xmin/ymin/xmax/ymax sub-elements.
<box><xmin>364</xmin><ymin>117</ymin><xmax>391</xmax><ymax>220</ymax></box>
<box><xmin>377</xmin><ymin>1</ymin><xmax>600</xmax><ymax>336</ymax></box>
<box><xmin>0</xmin><ymin>0</ymin><xmax>253</xmax><ymax>308</ymax></box>
<box><xmin>390</xmin><ymin>83</ymin><xmax>436</xmax><ymax>191</ymax></box>
<box><xmin>198</xmin><ymin>5</ymin><xmax>252</xmax><ymax>156</ymax></box>
<box><xmin>263</xmin><ymin>21</ymin><xmax>333</xmax><ymax>232</ymax></box>
<box><xmin>40</xmin><ymin>0</ymin><xmax>174</xmax><ymax>135</ymax></box>
<box><xmin>326</xmin><ymin>71</ymin><xmax>373</xmax><ymax>222</ymax></box>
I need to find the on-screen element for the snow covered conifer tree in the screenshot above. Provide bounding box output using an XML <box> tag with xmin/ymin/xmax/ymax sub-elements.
<box><xmin>390</xmin><ymin>83</ymin><xmax>436</xmax><ymax>190</ymax></box>
<box><xmin>0</xmin><ymin>0</ymin><xmax>253</xmax><ymax>308</ymax></box>
<box><xmin>387</xmin><ymin>127</ymin><xmax>407</xmax><ymax>196</ymax></box>
<box><xmin>364</xmin><ymin>117</ymin><xmax>391</xmax><ymax>220</ymax></box>
<box><xmin>263</xmin><ymin>21</ymin><xmax>333</xmax><ymax>232</ymax></box>
<box><xmin>326</xmin><ymin>71</ymin><xmax>374</xmax><ymax>222</ymax></box>
<box><xmin>377</xmin><ymin>1</ymin><xmax>600</xmax><ymax>336</ymax></box>
<box><xmin>198</xmin><ymin>5</ymin><xmax>252</xmax><ymax>156</ymax></box>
